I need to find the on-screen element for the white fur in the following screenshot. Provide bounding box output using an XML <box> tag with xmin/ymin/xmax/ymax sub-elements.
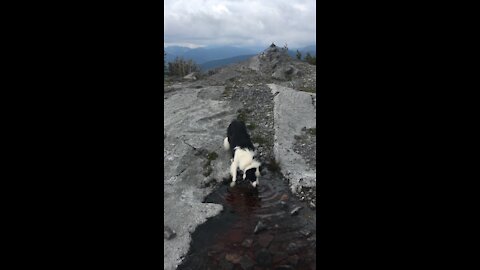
<box><xmin>228</xmin><ymin>147</ymin><xmax>260</xmax><ymax>188</ymax></box>
<box><xmin>223</xmin><ymin>137</ymin><xmax>230</xmax><ymax>150</ymax></box>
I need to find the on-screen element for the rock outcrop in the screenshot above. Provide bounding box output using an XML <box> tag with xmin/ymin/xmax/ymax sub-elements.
<box><xmin>268</xmin><ymin>84</ymin><xmax>316</xmax><ymax>193</ymax></box>
<box><xmin>164</xmin><ymin>44</ymin><xmax>316</xmax><ymax>269</ymax></box>
<box><xmin>164</xmin><ymin>85</ymin><xmax>240</xmax><ymax>270</ymax></box>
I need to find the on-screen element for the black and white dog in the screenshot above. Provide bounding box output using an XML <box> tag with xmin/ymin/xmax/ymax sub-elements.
<box><xmin>224</xmin><ymin>119</ymin><xmax>261</xmax><ymax>188</ymax></box>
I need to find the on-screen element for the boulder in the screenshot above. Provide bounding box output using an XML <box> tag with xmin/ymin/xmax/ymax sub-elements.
<box><xmin>183</xmin><ymin>72</ymin><xmax>198</xmax><ymax>80</ymax></box>
<box><xmin>267</xmin><ymin>84</ymin><xmax>316</xmax><ymax>194</ymax></box>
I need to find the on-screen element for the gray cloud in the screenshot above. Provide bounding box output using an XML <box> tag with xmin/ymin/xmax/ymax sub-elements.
<box><xmin>164</xmin><ymin>0</ymin><xmax>316</xmax><ymax>48</ymax></box>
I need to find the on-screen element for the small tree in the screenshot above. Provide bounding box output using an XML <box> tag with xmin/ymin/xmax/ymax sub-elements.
<box><xmin>168</xmin><ymin>57</ymin><xmax>199</xmax><ymax>77</ymax></box>
<box><xmin>164</xmin><ymin>51</ymin><xmax>168</xmax><ymax>76</ymax></box>
<box><xmin>296</xmin><ymin>50</ymin><xmax>302</xmax><ymax>60</ymax></box>
<box><xmin>304</xmin><ymin>53</ymin><xmax>316</xmax><ymax>65</ymax></box>
<box><xmin>304</xmin><ymin>52</ymin><xmax>312</xmax><ymax>63</ymax></box>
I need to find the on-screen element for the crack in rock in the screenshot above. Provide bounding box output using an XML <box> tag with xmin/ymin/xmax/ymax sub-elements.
<box><xmin>181</xmin><ymin>138</ymin><xmax>197</xmax><ymax>151</ymax></box>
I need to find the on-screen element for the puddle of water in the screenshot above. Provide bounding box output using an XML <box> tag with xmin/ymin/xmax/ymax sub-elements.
<box><xmin>177</xmin><ymin>172</ymin><xmax>316</xmax><ymax>270</ymax></box>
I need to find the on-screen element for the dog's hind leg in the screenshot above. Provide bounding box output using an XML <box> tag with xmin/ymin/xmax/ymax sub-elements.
<box><xmin>251</xmin><ymin>177</ymin><xmax>259</xmax><ymax>188</ymax></box>
<box><xmin>251</xmin><ymin>167</ymin><xmax>260</xmax><ymax>188</ymax></box>
<box><xmin>230</xmin><ymin>160</ymin><xmax>238</xmax><ymax>187</ymax></box>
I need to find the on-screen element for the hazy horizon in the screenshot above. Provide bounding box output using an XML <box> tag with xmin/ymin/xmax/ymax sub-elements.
<box><xmin>164</xmin><ymin>43</ymin><xmax>315</xmax><ymax>50</ymax></box>
<box><xmin>164</xmin><ymin>0</ymin><xmax>316</xmax><ymax>49</ymax></box>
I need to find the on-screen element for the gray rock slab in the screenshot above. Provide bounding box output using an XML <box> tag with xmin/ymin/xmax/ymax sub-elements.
<box><xmin>247</xmin><ymin>55</ymin><xmax>260</xmax><ymax>71</ymax></box>
<box><xmin>267</xmin><ymin>84</ymin><xmax>316</xmax><ymax>193</ymax></box>
<box><xmin>183</xmin><ymin>72</ymin><xmax>197</xmax><ymax>80</ymax></box>
<box><xmin>164</xmin><ymin>85</ymin><xmax>239</xmax><ymax>270</ymax></box>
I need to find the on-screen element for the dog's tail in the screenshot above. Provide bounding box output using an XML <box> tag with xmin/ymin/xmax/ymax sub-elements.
<box><xmin>223</xmin><ymin>137</ymin><xmax>230</xmax><ymax>150</ymax></box>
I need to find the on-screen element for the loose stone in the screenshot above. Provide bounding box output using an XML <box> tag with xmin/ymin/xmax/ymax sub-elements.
<box><xmin>164</xmin><ymin>226</ymin><xmax>176</xmax><ymax>240</ymax></box>
<box><xmin>254</xmin><ymin>221</ymin><xmax>268</xmax><ymax>234</ymax></box>
<box><xmin>290</xmin><ymin>206</ymin><xmax>302</xmax><ymax>216</ymax></box>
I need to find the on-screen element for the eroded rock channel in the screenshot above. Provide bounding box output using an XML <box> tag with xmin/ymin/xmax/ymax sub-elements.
<box><xmin>164</xmin><ymin>45</ymin><xmax>316</xmax><ymax>270</ymax></box>
<box><xmin>177</xmin><ymin>172</ymin><xmax>316</xmax><ymax>270</ymax></box>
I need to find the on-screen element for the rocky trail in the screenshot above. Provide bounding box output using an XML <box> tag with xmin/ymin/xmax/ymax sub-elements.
<box><xmin>164</xmin><ymin>45</ymin><xmax>316</xmax><ymax>270</ymax></box>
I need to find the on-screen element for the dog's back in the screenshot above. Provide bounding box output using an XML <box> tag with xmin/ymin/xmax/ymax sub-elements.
<box><xmin>227</xmin><ymin>119</ymin><xmax>255</xmax><ymax>156</ymax></box>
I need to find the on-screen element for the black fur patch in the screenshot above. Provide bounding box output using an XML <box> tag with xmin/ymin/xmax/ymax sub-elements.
<box><xmin>245</xmin><ymin>168</ymin><xmax>257</xmax><ymax>182</ymax></box>
<box><xmin>227</xmin><ymin>120</ymin><xmax>255</xmax><ymax>157</ymax></box>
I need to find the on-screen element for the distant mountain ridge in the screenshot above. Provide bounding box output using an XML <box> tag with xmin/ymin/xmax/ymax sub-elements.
<box><xmin>199</xmin><ymin>54</ymin><xmax>256</xmax><ymax>71</ymax></box>
<box><xmin>165</xmin><ymin>44</ymin><xmax>316</xmax><ymax>70</ymax></box>
<box><xmin>165</xmin><ymin>46</ymin><xmax>260</xmax><ymax>64</ymax></box>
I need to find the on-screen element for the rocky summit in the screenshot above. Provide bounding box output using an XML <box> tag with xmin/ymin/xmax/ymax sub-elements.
<box><xmin>164</xmin><ymin>44</ymin><xmax>316</xmax><ymax>270</ymax></box>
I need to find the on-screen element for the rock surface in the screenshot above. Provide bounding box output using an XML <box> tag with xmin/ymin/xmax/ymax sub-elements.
<box><xmin>268</xmin><ymin>83</ymin><xmax>316</xmax><ymax>193</ymax></box>
<box><xmin>164</xmin><ymin>226</ymin><xmax>176</xmax><ymax>240</ymax></box>
<box><xmin>164</xmin><ymin>44</ymin><xmax>316</xmax><ymax>269</ymax></box>
<box><xmin>254</xmin><ymin>221</ymin><xmax>268</xmax><ymax>234</ymax></box>
<box><xmin>164</xmin><ymin>85</ymin><xmax>239</xmax><ymax>270</ymax></box>
<box><xmin>183</xmin><ymin>72</ymin><xmax>197</xmax><ymax>80</ymax></box>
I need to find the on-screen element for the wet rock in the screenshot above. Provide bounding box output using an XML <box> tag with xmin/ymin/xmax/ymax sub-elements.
<box><xmin>286</xmin><ymin>242</ymin><xmax>299</xmax><ymax>254</ymax></box>
<box><xmin>307</xmin><ymin>235</ymin><xmax>316</xmax><ymax>248</ymax></box>
<box><xmin>287</xmin><ymin>255</ymin><xmax>299</xmax><ymax>266</ymax></box>
<box><xmin>225</xmin><ymin>253</ymin><xmax>242</xmax><ymax>264</ymax></box>
<box><xmin>258</xmin><ymin>233</ymin><xmax>274</xmax><ymax>248</ymax></box>
<box><xmin>255</xmin><ymin>249</ymin><xmax>272</xmax><ymax>267</ymax></box>
<box><xmin>290</xmin><ymin>206</ymin><xmax>302</xmax><ymax>216</ymax></box>
<box><xmin>309</xmin><ymin>202</ymin><xmax>316</xmax><ymax>209</ymax></box>
<box><xmin>219</xmin><ymin>259</ymin><xmax>234</xmax><ymax>270</ymax></box>
<box><xmin>275</xmin><ymin>265</ymin><xmax>294</xmax><ymax>270</ymax></box>
<box><xmin>166</xmin><ymin>49</ymin><xmax>317</xmax><ymax>269</ymax></box>
<box><xmin>254</xmin><ymin>221</ymin><xmax>267</xmax><ymax>234</ymax></box>
<box><xmin>239</xmin><ymin>256</ymin><xmax>255</xmax><ymax>270</ymax></box>
<box><xmin>164</xmin><ymin>226</ymin><xmax>176</xmax><ymax>240</ymax></box>
<box><xmin>299</xmin><ymin>229</ymin><xmax>311</xmax><ymax>237</ymax></box>
<box><xmin>241</xmin><ymin>238</ymin><xmax>253</xmax><ymax>248</ymax></box>
<box><xmin>271</xmin><ymin>253</ymin><xmax>288</xmax><ymax>265</ymax></box>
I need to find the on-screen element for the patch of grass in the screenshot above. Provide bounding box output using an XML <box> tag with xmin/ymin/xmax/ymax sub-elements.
<box><xmin>267</xmin><ymin>157</ymin><xmax>281</xmax><ymax>172</ymax></box>
<box><xmin>251</xmin><ymin>135</ymin><xmax>267</xmax><ymax>144</ymax></box>
<box><xmin>300</xmin><ymin>86</ymin><xmax>316</xmax><ymax>93</ymax></box>
<box><xmin>237</xmin><ymin>108</ymin><xmax>258</xmax><ymax>129</ymax></box>
<box><xmin>203</xmin><ymin>151</ymin><xmax>218</xmax><ymax>177</ymax></box>
<box><xmin>223</xmin><ymin>85</ymin><xmax>233</xmax><ymax>97</ymax></box>
<box><xmin>306</xmin><ymin>128</ymin><xmax>316</xmax><ymax>136</ymax></box>
<box><xmin>237</xmin><ymin>110</ymin><xmax>248</xmax><ymax>122</ymax></box>
<box><xmin>203</xmin><ymin>167</ymin><xmax>213</xmax><ymax>177</ymax></box>
<box><xmin>207</xmin><ymin>151</ymin><xmax>218</xmax><ymax>161</ymax></box>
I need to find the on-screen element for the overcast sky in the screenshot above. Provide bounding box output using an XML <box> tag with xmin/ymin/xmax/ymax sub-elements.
<box><xmin>164</xmin><ymin>0</ymin><xmax>316</xmax><ymax>49</ymax></box>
